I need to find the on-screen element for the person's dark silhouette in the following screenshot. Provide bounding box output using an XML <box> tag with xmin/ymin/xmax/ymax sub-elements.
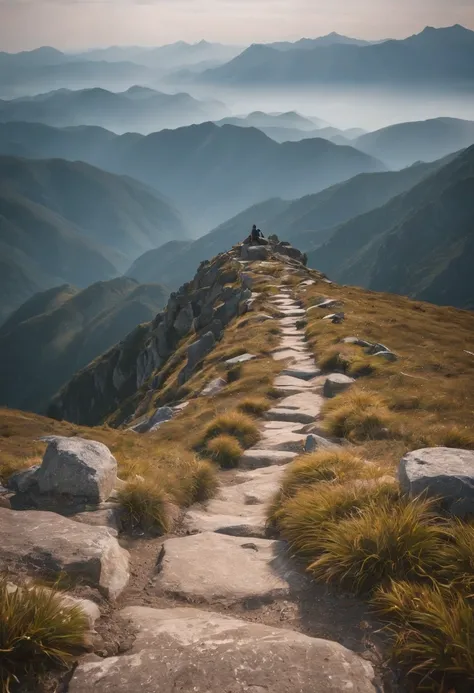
<box><xmin>250</xmin><ymin>224</ymin><xmax>264</xmax><ymax>245</ymax></box>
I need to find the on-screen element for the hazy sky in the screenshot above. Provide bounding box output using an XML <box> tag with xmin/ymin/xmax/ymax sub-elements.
<box><xmin>0</xmin><ymin>0</ymin><xmax>473</xmax><ymax>51</ymax></box>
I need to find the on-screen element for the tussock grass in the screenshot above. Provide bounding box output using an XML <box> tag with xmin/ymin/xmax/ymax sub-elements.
<box><xmin>206</xmin><ymin>434</ymin><xmax>243</xmax><ymax>469</ymax></box>
<box><xmin>118</xmin><ymin>477</ymin><xmax>173</xmax><ymax>534</ymax></box>
<box><xmin>200</xmin><ymin>411</ymin><xmax>260</xmax><ymax>449</ymax></box>
<box><xmin>309</xmin><ymin>496</ymin><xmax>445</xmax><ymax>594</ymax></box>
<box><xmin>271</xmin><ymin>481</ymin><xmax>399</xmax><ymax>557</ymax></box>
<box><xmin>439</xmin><ymin>520</ymin><xmax>474</xmax><ymax>593</ymax></box>
<box><xmin>278</xmin><ymin>449</ymin><xmax>370</xmax><ymax>499</ymax></box>
<box><xmin>374</xmin><ymin>581</ymin><xmax>474</xmax><ymax>691</ymax></box>
<box><xmin>237</xmin><ymin>397</ymin><xmax>271</xmax><ymax>416</ymax></box>
<box><xmin>436</xmin><ymin>425</ymin><xmax>474</xmax><ymax>450</ymax></box>
<box><xmin>0</xmin><ymin>578</ymin><xmax>88</xmax><ymax>692</ymax></box>
<box><xmin>188</xmin><ymin>460</ymin><xmax>219</xmax><ymax>502</ymax></box>
<box><xmin>322</xmin><ymin>390</ymin><xmax>396</xmax><ymax>442</ymax></box>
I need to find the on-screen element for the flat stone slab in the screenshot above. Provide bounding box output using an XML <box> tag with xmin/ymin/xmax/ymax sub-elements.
<box><xmin>279</xmin><ymin>316</ymin><xmax>306</xmax><ymax>328</ymax></box>
<box><xmin>0</xmin><ymin>508</ymin><xmax>129</xmax><ymax>599</ymax></box>
<box><xmin>156</xmin><ymin>532</ymin><xmax>305</xmax><ymax>603</ymax></box>
<box><xmin>275</xmin><ymin>392</ymin><xmax>325</xmax><ymax>420</ymax></box>
<box><xmin>70</xmin><ymin>606</ymin><xmax>377</xmax><ymax>693</ymax></box>
<box><xmin>272</xmin><ymin>348</ymin><xmax>311</xmax><ymax>363</ymax></box>
<box><xmin>281</xmin><ymin>365</ymin><xmax>321</xmax><ymax>380</ymax></box>
<box><xmin>266</xmin><ymin>408</ymin><xmax>317</xmax><ymax>424</ymax></box>
<box><xmin>225</xmin><ymin>353</ymin><xmax>256</xmax><ymax>365</ymax></box>
<box><xmin>277</xmin><ymin>308</ymin><xmax>307</xmax><ymax>317</ymax></box>
<box><xmin>240</xmin><ymin>449</ymin><xmax>298</xmax><ymax>469</ymax></box>
<box><xmin>399</xmin><ymin>447</ymin><xmax>474</xmax><ymax>517</ymax></box>
<box><xmin>184</xmin><ymin>466</ymin><xmax>285</xmax><ymax>538</ymax></box>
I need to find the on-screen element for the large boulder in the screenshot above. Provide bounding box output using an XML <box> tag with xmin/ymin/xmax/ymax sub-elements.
<box><xmin>399</xmin><ymin>447</ymin><xmax>474</xmax><ymax>517</ymax></box>
<box><xmin>178</xmin><ymin>331</ymin><xmax>216</xmax><ymax>385</ymax></box>
<box><xmin>0</xmin><ymin>508</ymin><xmax>129</xmax><ymax>599</ymax></box>
<box><xmin>7</xmin><ymin>437</ymin><xmax>118</xmax><ymax>510</ymax></box>
<box><xmin>69</xmin><ymin>606</ymin><xmax>378</xmax><ymax>693</ymax></box>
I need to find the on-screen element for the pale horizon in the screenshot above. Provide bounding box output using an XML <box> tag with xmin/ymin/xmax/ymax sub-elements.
<box><xmin>0</xmin><ymin>0</ymin><xmax>473</xmax><ymax>52</ymax></box>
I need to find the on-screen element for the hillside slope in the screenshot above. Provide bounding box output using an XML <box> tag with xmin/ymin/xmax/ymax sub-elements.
<box><xmin>0</xmin><ymin>278</ymin><xmax>169</xmax><ymax>413</ymax></box>
<box><xmin>0</xmin><ymin>155</ymin><xmax>186</xmax><ymax>320</ymax></box>
<box><xmin>354</xmin><ymin>117</ymin><xmax>474</xmax><ymax>168</ymax></box>
<box><xmin>0</xmin><ymin>121</ymin><xmax>385</xmax><ymax>231</ymax></box>
<box><xmin>309</xmin><ymin>145</ymin><xmax>474</xmax><ymax>308</ymax></box>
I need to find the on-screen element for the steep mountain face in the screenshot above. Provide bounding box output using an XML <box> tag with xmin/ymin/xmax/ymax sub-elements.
<box><xmin>0</xmin><ymin>122</ymin><xmax>385</xmax><ymax>231</ymax></box>
<box><xmin>308</xmin><ymin>146</ymin><xmax>474</xmax><ymax>309</ymax></box>
<box><xmin>202</xmin><ymin>25</ymin><xmax>474</xmax><ymax>87</ymax></box>
<box><xmin>0</xmin><ymin>155</ymin><xmax>186</xmax><ymax>321</ymax></box>
<box><xmin>49</xmin><ymin>251</ymin><xmax>256</xmax><ymax>426</ymax></box>
<box><xmin>0</xmin><ymin>278</ymin><xmax>169</xmax><ymax>413</ymax></box>
<box><xmin>354</xmin><ymin>118</ymin><xmax>474</xmax><ymax>168</ymax></box>
<box><xmin>0</xmin><ymin>87</ymin><xmax>227</xmax><ymax>134</ymax></box>
<box><xmin>133</xmin><ymin>155</ymin><xmax>452</xmax><ymax>292</ymax></box>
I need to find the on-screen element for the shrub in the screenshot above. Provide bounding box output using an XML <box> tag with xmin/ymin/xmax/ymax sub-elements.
<box><xmin>237</xmin><ymin>397</ymin><xmax>271</xmax><ymax>416</ymax></box>
<box><xmin>200</xmin><ymin>411</ymin><xmax>260</xmax><ymax>449</ymax></box>
<box><xmin>0</xmin><ymin>578</ymin><xmax>88</xmax><ymax>692</ymax></box>
<box><xmin>373</xmin><ymin>581</ymin><xmax>474</xmax><ymax>690</ymax></box>
<box><xmin>272</xmin><ymin>481</ymin><xmax>399</xmax><ymax>558</ymax></box>
<box><xmin>118</xmin><ymin>478</ymin><xmax>172</xmax><ymax>534</ymax></box>
<box><xmin>189</xmin><ymin>459</ymin><xmax>219</xmax><ymax>502</ymax></box>
<box><xmin>206</xmin><ymin>434</ymin><xmax>243</xmax><ymax>469</ymax></box>
<box><xmin>323</xmin><ymin>390</ymin><xmax>395</xmax><ymax>441</ymax></box>
<box><xmin>309</xmin><ymin>496</ymin><xmax>446</xmax><ymax>594</ymax></box>
<box><xmin>438</xmin><ymin>520</ymin><xmax>474</xmax><ymax>593</ymax></box>
<box><xmin>438</xmin><ymin>425</ymin><xmax>474</xmax><ymax>450</ymax></box>
<box><xmin>278</xmin><ymin>449</ymin><xmax>368</xmax><ymax>499</ymax></box>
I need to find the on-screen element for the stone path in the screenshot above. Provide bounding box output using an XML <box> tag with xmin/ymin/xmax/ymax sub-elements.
<box><xmin>71</xmin><ymin>279</ymin><xmax>378</xmax><ymax>692</ymax></box>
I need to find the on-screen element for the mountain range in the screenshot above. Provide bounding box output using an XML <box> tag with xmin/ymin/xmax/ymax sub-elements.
<box><xmin>307</xmin><ymin>145</ymin><xmax>474</xmax><ymax>308</ymax></box>
<box><xmin>0</xmin><ymin>121</ymin><xmax>385</xmax><ymax>231</ymax></box>
<box><xmin>126</xmin><ymin>154</ymin><xmax>454</xmax><ymax>290</ymax></box>
<box><xmin>0</xmin><ymin>155</ymin><xmax>186</xmax><ymax>321</ymax></box>
<box><xmin>0</xmin><ymin>277</ymin><xmax>169</xmax><ymax>413</ymax></box>
<box><xmin>0</xmin><ymin>86</ymin><xmax>228</xmax><ymax>134</ymax></box>
<box><xmin>201</xmin><ymin>25</ymin><xmax>474</xmax><ymax>87</ymax></box>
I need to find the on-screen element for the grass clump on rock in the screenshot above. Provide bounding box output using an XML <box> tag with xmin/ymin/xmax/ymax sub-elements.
<box><xmin>206</xmin><ymin>434</ymin><xmax>243</xmax><ymax>469</ymax></box>
<box><xmin>0</xmin><ymin>578</ymin><xmax>88</xmax><ymax>693</ymax></box>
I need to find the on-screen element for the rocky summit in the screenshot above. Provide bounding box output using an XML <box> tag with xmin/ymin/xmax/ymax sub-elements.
<box><xmin>2</xmin><ymin>237</ymin><xmax>474</xmax><ymax>693</ymax></box>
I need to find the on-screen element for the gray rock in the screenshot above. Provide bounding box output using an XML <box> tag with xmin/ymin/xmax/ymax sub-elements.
<box><xmin>307</xmin><ymin>299</ymin><xmax>343</xmax><ymax>312</ymax></box>
<box><xmin>201</xmin><ymin>377</ymin><xmax>226</xmax><ymax>397</ymax></box>
<box><xmin>323</xmin><ymin>373</ymin><xmax>355</xmax><ymax>398</ymax></box>
<box><xmin>187</xmin><ymin>331</ymin><xmax>216</xmax><ymax>372</ymax></box>
<box><xmin>374</xmin><ymin>350</ymin><xmax>398</xmax><ymax>362</ymax></box>
<box><xmin>225</xmin><ymin>353</ymin><xmax>256</xmax><ymax>365</ymax></box>
<box><xmin>156</xmin><ymin>532</ymin><xmax>305</xmax><ymax>603</ymax></box>
<box><xmin>342</xmin><ymin>337</ymin><xmax>373</xmax><ymax>348</ymax></box>
<box><xmin>0</xmin><ymin>508</ymin><xmax>129</xmax><ymax>599</ymax></box>
<box><xmin>322</xmin><ymin>312</ymin><xmax>345</xmax><ymax>323</ymax></box>
<box><xmin>305</xmin><ymin>434</ymin><xmax>337</xmax><ymax>452</ymax></box>
<box><xmin>241</xmin><ymin>272</ymin><xmax>253</xmax><ymax>290</ymax></box>
<box><xmin>6</xmin><ymin>465</ymin><xmax>40</xmax><ymax>493</ymax></box>
<box><xmin>173</xmin><ymin>303</ymin><xmax>194</xmax><ymax>337</ymax></box>
<box><xmin>399</xmin><ymin>447</ymin><xmax>474</xmax><ymax>517</ymax></box>
<box><xmin>240</xmin><ymin>449</ymin><xmax>298</xmax><ymax>469</ymax></box>
<box><xmin>69</xmin><ymin>606</ymin><xmax>377</xmax><ymax>693</ymax></box>
<box><xmin>366</xmin><ymin>342</ymin><xmax>390</xmax><ymax>355</ymax></box>
<box><xmin>240</xmin><ymin>244</ymin><xmax>269</xmax><ymax>261</ymax></box>
<box><xmin>36</xmin><ymin>437</ymin><xmax>117</xmax><ymax>504</ymax></box>
<box><xmin>71</xmin><ymin>507</ymin><xmax>122</xmax><ymax>535</ymax></box>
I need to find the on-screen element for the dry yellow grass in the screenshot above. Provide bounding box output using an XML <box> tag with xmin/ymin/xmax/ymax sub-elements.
<box><xmin>205</xmin><ymin>434</ymin><xmax>243</xmax><ymax>469</ymax></box>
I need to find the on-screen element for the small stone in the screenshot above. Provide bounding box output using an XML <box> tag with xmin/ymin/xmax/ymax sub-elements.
<box><xmin>225</xmin><ymin>353</ymin><xmax>256</xmax><ymax>365</ymax></box>
<box><xmin>305</xmin><ymin>434</ymin><xmax>336</xmax><ymax>452</ymax></box>
<box><xmin>201</xmin><ymin>377</ymin><xmax>227</xmax><ymax>397</ymax></box>
<box><xmin>374</xmin><ymin>350</ymin><xmax>398</xmax><ymax>362</ymax></box>
<box><xmin>322</xmin><ymin>312</ymin><xmax>345</xmax><ymax>323</ymax></box>
<box><xmin>399</xmin><ymin>447</ymin><xmax>474</xmax><ymax>517</ymax></box>
<box><xmin>307</xmin><ymin>299</ymin><xmax>343</xmax><ymax>312</ymax></box>
<box><xmin>342</xmin><ymin>337</ymin><xmax>373</xmax><ymax>348</ymax></box>
<box><xmin>323</xmin><ymin>373</ymin><xmax>355</xmax><ymax>398</ymax></box>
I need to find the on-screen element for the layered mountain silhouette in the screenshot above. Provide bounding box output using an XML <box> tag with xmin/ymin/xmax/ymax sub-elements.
<box><xmin>268</xmin><ymin>33</ymin><xmax>376</xmax><ymax>50</ymax></box>
<box><xmin>0</xmin><ymin>86</ymin><xmax>227</xmax><ymax>134</ymax></box>
<box><xmin>353</xmin><ymin>117</ymin><xmax>474</xmax><ymax>168</ymax></box>
<box><xmin>126</xmin><ymin>154</ymin><xmax>453</xmax><ymax>290</ymax></box>
<box><xmin>0</xmin><ymin>121</ymin><xmax>385</xmax><ymax>231</ymax></box>
<box><xmin>308</xmin><ymin>145</ymin><xmax>474</xmax><ymax>308</ymax></box>
<box><xmin>0</xmin><ymin>155</ymin><xmax>186</xmax><ymax>321</ymax></box>
<box><xmin>0</xmin><ymin>278</ymin><xmax>169</xmax><ymax>413</ymax></box>
<box><xmin>202</xmin><ymin>25</ymin><xmax>474</xmax><ymax>87</ymax></box>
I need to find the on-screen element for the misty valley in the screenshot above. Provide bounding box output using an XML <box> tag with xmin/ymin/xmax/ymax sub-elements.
<box><xmin>1</xmin><ymin>17</ymin><xmax>474</xmax><ymax>693</ymax></box>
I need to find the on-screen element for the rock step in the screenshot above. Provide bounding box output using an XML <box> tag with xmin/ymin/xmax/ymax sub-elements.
<box><xmin>240</xmin><ymin>449</ymin><xmax>298</xmax><ymax>468</ymax></box>
<box><xmin>155</xmin><ymin>532</ymin><xmax>306</xmax><ymax>603</ymax></box>
<box><xmin>69</xmin><ymin>606</ymin><xmax>378</xmax><ymax>693</ymax></box>
<box><xmin>266</xmin><ymin>408</ymin><xmax>318</xmax><ymax>424</ymax></box>
<box><xmin>281</xmin><ymin>366</ymin><xmax>321</xmax><ymax>380</ymax></box>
